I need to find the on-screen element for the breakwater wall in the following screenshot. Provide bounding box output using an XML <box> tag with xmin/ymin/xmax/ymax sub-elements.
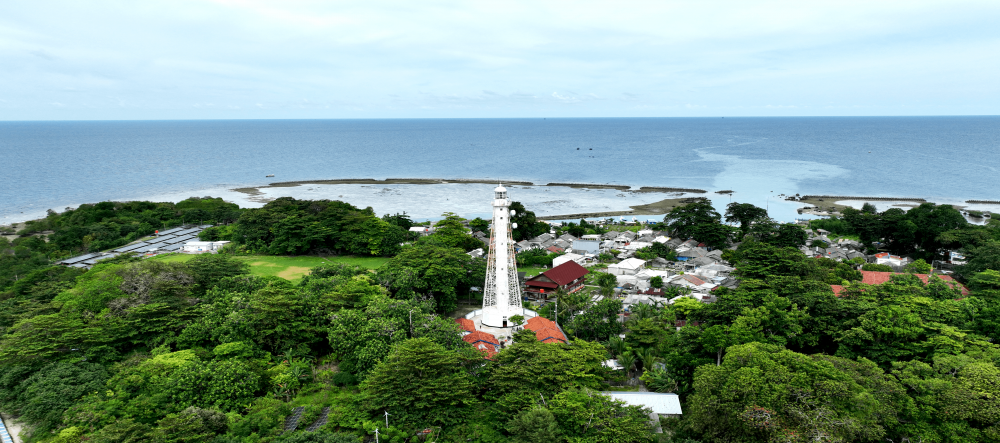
<box><xmin>798</xmin><ymin>195</ymin><xmax>927</xmax><ymax>202</ymax></box>
<box><xmin>638</xmin><ymin>186</ymin><xmax>707</xmax><ymax>194</ymax></box>
<box><xmin>967</xmin><ymin>199</ymin><xmax>1000</xmax><ymax>204</ymax></box>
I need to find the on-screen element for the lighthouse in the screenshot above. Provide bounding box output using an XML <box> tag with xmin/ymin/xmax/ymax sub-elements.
<box><xmin>481</xmin><ymin>185</ymin><xmax>524</xmax><ymax>328</ymax></box>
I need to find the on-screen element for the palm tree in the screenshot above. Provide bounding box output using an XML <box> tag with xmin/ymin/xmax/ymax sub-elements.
<box><xmin>618</xmin><ymin>352</ymin><xmax>637</xmax><ymax>380</ymax></box>
<box><xmin>638</xmin><ymin>348</ymin><xmax>660</xmax><ymax>373</ymax></box>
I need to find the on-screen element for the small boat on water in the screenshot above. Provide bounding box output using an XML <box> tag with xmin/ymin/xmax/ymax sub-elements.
<box><xmin>266</xmin><ymin>174</ymin><xmax>274</xmax><ymax>177</ymax></box>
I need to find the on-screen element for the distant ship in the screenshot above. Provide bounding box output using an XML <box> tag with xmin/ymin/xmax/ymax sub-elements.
<box><xmin>266</xmin><ymin>174</ymin><xmax>275</xmax><ymax>177</ymax></box>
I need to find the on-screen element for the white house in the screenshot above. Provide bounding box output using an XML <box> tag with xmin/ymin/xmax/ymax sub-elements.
<box><xmin>181</xmin><ymin>241</ymin><xmax>230</xmax><ymax>253</ymax></box>
<box><xmin>552</xmin><ymin>252</ymin><xmax>585</xmax><ymax>268</ymax></box>
<box><xmin>608</xmin><ymin>258</ymin><xmax>646</xmax><ymax>275</ymax></box>
<box><xmin>874</xmin><ymin>252</ymin><xmax>908</xmax><ymax>267</ymax></box>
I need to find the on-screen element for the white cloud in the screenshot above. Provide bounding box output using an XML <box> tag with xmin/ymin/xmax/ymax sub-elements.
<box><xmin>0</xmin><ymin>0</ymin><xmax>998</xmax><ymax>119</ymax></box>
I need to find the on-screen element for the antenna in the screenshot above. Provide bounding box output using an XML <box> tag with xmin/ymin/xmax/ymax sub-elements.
<box><xmin>384</xmin><ymin>410</ymin><xmax>390</xmax><ymax>428</ymax></box>
<box><xmin>375</xmin><ymin>427</ymin><xmax>380</xmax><ymax>443</ymax></box>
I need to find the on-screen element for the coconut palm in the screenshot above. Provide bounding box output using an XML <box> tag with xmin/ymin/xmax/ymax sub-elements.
<box><xmin>638</xmin><ymin>347</ymin><xmax>660</xmax><ymax>373</ymax></box>
<box><xmin>618</xmin><ymin>352</ymin><xmax>637</xmax><ymax>379</ymax></box>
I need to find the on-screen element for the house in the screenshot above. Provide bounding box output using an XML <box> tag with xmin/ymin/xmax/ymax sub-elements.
<box><xmin>552</xmin><ymin>252</ymin><xmax>585</xmax><ymax>268</ymax></box>
<box><xmin>524</xmin><ymin>316</ymin><xmax>568</xmax><ymax>344</ymax></box>
<box><xmin>581</xmin><ymin>234</ymin><xmax>601</xmax><ymax>241</ymax></box>
<box><xmin>467</xmin><ymin>248</ymin><xmax>484</xmax><ymax>259</ymax></box>
<box><xmin>875</xmin><ymin>252</ymin><xmax>909</xmax><ymax>267</ymax></box>
<box><xmin>608</xmin><ymin>258</ymin><xmax>647</xmax><ymax>275</ymax></box>
<box><xmin>524</xmin><ymin>261</ymin><xmax>590</xmax><ymax>298</ymax></box>
<box><xmin>558</xmin><ymin>233</ymin><xmax>578</xmax><ymax>243</ymax></box>
<box><xmin>462</xmin><ymin>331</ymin><xmax>500</xmax><ymax>358</ymax></box>
<box><xmin>546</xmin><ymin>246</ymin><xmax>565</xmax><ymax>254</ymax></box>
<box><xmin>667</xmin><ymin>274</ymin><xmax>717</xmax><ymax>293</ymax></box>
<box><xmin>181</xmin><ymin>241</ymin><xmax>230</xmax><ymax>253</ymax></box>
<box><xmin>653</xmin><ymin>235</ymin><xmax>670</xmax><ymax>244</ymax></box>
<box><xmin>408</xmin><ymin>226</ymin><xmax>433</xmax><ymax>236</ymax></box>
<box><xmin>553</xmin><ymin>239</ymin><xmax>573</xmax><ymax>250</ymax></box>
<box><xmin>572</xmin><ymin>239</ymin><xmax>600</xmax><ymax>255</ymax></box>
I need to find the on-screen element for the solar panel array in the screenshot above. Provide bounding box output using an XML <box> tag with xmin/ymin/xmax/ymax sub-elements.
<box><xmin>284</xmin><ymin>407</ymin><xmax>305</xmax><ymax>432</ymax></box>
<box><xmin>304</xmin><ymin>407</ymin><xmax>330</xmax><ymax>432</ymax></box>
<box><xmin>57</xmin><ymin>224</ymin><xmax>212</xmax><ymax>269</ymax></box>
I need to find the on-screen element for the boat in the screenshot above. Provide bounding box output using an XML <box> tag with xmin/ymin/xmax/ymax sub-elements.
<box><xmin>266</xmin><ymin>174</ymin><xmax>274</xmax><ymax>177</ymax></box>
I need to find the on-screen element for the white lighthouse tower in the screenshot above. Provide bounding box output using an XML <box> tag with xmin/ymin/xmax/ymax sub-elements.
<box><xmin>482</xmin><ymin>185</ymin><xmax>524</xmax><ymax>328</ymax></box>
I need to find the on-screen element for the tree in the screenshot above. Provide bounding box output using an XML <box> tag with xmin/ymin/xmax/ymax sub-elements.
<box><xmin>360</xmin><ymin>338</ymin><xmax>476</xmax><ymax>426</ymax></box>
<box><xmin>725</xmin><ymin>202</ymin><xmax>769</xmax><ymax>236</ymax></box>
<box><xmin>548</xmin><ymin>389</ymin><xmax>655</xmax><ymax>443</ymax></box>
<box><xmin>469</xmin><ymin>217</ymin><xmax>490</xmax><ymax>233</ymax></box>
<box><xmin>510</xmin><ymin>202</ymin><xmax>549</xmax><ymax>241</ymax></box>
<box><xmin>663</xmin><ymin>199</ymin><xmax>721</xmax><ymax>237</ymax></box>
<box><xmin>957</xmin><ymin>241</ymin><xmax>1000</xmax><ymax>280</ymax></box>
<box><xmin>592</xmin><ymin>271</ymin><xmax>618</xmax><ymax>297</ymax></box>
<box><xmin>376</xmin><ymin>244</ymin><xmax>484</xmax><ymax>313</ymax></box>
<box><xmin>688</xmin><ymin>342</ymin><xmax>908</xmax><ymax>443</ymax></box>
<box><xmin>185</xmin><ymin>253</ymin><xmax>250</xmax><ymax>296</ymax></box>
<box><xmin>650</xmin><ymin>275</ymin><xmax>663</xmax><ymax>288</ymax></box>
<box><xmin>570</xmin><ymin>298</ymin><xmax>624</xmax><ymax>341</ymax></box>
<box><xmin>506</xmin><ymin>406</ymin><xmax>558</xmax><ymax>443</ymax></box>
<box><xmin>905</xmin><ymin>258</ymin><xmax>932</xmax><ymax>274</ymax></box>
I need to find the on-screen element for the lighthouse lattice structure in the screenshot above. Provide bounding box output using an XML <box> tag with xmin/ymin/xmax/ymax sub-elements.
<box><xmin>482</xmin><ymin>185</ymin><xmax>524</xmax><ymax>327</ymax></box>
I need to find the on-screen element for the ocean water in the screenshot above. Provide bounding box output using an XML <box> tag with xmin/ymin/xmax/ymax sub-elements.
<box><xmin>1</xmin><ymin>117</ymin><xmax>998</xmax><ymax>224</ymax></box>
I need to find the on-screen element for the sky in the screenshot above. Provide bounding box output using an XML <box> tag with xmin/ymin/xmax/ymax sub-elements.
<box><xmin>1</xmin><ymin>0</ymin><xmax>999</xmax><ymax>120</ymax></box>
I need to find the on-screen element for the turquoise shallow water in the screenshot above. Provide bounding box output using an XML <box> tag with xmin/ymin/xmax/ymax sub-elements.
<box><xmin>1</xmin><ymin>117</ymin><xmax>998</xmax><ymax>223</ymax></box>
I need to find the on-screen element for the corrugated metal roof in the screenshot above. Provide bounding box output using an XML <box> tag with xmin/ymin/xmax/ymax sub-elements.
<box><xmin>603</xmin><ymin>392</ymin><xmax>683</xmax><ymax>415</ymax></box>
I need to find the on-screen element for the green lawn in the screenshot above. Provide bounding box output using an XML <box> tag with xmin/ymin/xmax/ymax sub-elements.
<box><xmin>152</xmin><ymin>254</ymin><xmax>390</xmax><ymax>284</ymax></box>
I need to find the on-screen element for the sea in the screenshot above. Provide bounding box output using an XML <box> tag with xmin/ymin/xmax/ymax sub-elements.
<box><xmin>2</xmin><ymin>117</ymin><xmax>999</xmax><ymax>225</ymax></box>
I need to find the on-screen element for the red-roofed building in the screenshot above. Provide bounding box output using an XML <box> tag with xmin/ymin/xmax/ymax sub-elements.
<box><xmin>524</xmin><ymin>316</ymin><xmax>568</xmax><ymax>344</ymax></box>
<box><xmin>855</xmin><ymin>271</ymin><xmax>969</xmax><ymax>296</ymax></box>
<box><xmin>830</xmin><ymin>285</ymin><xmax>845</xmax><ymax>297</ymax></box>
<box><xmin>546</xmin><ymin>246</ymin><xmax>565</xmax><ymax>254</ymax></box>
<box><xmin>463</xmin><ymin>330</ymin><xmax>500</xmax><ymax>358</ymax></box>
<box><xmin>524</xmin><ymin>261</ymin><xmax>590</xmax><ymax>299</ymax></box>
<box><xmin>455</xmin><ymin>318</ymin><xmax>476</xmax><ymax>333</ymax></box>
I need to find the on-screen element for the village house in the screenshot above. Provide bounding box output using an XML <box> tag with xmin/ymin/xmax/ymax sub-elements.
<box><xmin>608</xmin><ymin>258</ymin><xmax>646</xmax><ymax>275</ymax></box>
<box><xmin>524</xmin><ymin>260</ymin><xmax>590</xmax><ymax>299</ymax></box>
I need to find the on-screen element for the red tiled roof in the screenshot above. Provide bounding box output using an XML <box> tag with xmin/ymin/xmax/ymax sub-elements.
<box><xmin>534</xmin><ymin>326</ymin><xmax>568</xmax><ymax>344</ymax></box>
<box><xmin>859</xmin><ymin>271</ymin><xmax>969</xmax><ymax>296</ymax></box>
<box><xmin>524</xmin><ymin>316</ymin><xmax>568</xmax><ymax>344</ymax></box>
<box><xmin>538</xmin><ymin>261</ymin><xmax>590</xmax><ymax>286</ymax></box>
<box><xmin>875</xmin><ymin>252</ymin><xmax>890</xmax><ymax>258</ymax></box>
<box><xmin>830</xmin><ymin>285</ymin><xmax>845</xmax><ymax>297</ymax></box>
<box><xmin>861</xmin><ymin>271</ymin><xmax>894</xmax><ymax>285</ymax></box>
<box><xmin>546</xmin><ymin>246</ymin><xmax>565</xmax><ymax>253</ymax></box>
<box><xmin>455</xmin><ymin>318</ymin><xmax>476</xmax><ymax>332</ymax></box>
<box><xmin>463</xmin><ymin>331</ymin><xmax>500</xmax><ymax>358</ymax></box>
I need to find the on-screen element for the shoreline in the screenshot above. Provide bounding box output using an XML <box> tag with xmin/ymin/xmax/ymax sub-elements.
<box><xmin>3</xmin><ymin>178</ymin><xmax>998</xmax><ymax>229</ymax></box>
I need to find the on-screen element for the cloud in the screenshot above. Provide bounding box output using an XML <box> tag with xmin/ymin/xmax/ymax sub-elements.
<box><xmin>0</xmin><ymin>1</ymin><xmax>998</xmax><ymax>119</ymax></box>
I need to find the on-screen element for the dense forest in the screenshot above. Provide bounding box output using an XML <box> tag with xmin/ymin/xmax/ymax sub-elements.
<box><xmin>1</xmin><ymin>196</ymin><xmax>999</xmax><ymax>443</ymax></box>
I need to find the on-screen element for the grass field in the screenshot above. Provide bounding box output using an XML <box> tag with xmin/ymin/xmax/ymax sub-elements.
<box><xmin>152</xmin><ymin>254</ymin><xmax>390</xmax><ymax>283</ymax></box>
